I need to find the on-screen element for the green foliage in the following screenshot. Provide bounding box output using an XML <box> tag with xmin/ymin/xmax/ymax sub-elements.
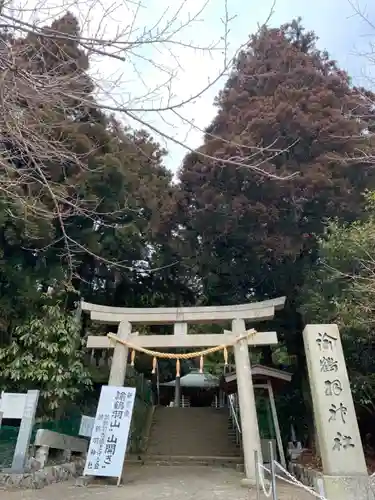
<box><xmin>0</xmin><ymin>12</ymin><xmax>193</xmax><ymax>349</ymax></box>
<box><xmin>300</xmin><ymin>202</ymin><xmax>375</xmax><ymax>414</ymax></box>
<box><xmin>0</xmin><ymin>11</ymin><xmax>197</xmax><ymax>419</ymax></box>
<box><xmin>0</xmin><ymin>300</ymin><xmax>92</xmax><ymax>413</ymax></box>
<box><xmin>300</xmin><ymin>215</ymin><xmax>375</xmax><ymax>331</ymax></box>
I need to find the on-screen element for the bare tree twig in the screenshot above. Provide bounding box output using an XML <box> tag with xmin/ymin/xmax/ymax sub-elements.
<box><xmin>0</xmin><ymin>0</ymin><xmax>286</xmax><ymax>280</ymax></box>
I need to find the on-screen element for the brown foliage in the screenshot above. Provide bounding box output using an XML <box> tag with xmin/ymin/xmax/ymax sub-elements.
<box><xmin>176</xmin><ymin>20</ymin><xmax>375</xmax><ymax>300</ymax></box>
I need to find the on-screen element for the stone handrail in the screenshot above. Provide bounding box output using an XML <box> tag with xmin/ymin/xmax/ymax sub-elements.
<box><xmin>33</xmin><ymin>429</ymin><xmax>88</xmax><ymax>468</ymax></box>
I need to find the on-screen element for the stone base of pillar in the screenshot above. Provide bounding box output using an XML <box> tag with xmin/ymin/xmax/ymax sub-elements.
<box><xmin>240</xmin><ymin>477</ymin><xmax>257</xmax><ymax>488</ymax></box>
<box><xmin>240</xmin><ymin>476</ymin><xmax>271</xmax><ymax>489</ymax></box>
<box><xmin>323</xmin><ymin>474</ymin><xmax>373</xmax><ymax>500</ymax></box>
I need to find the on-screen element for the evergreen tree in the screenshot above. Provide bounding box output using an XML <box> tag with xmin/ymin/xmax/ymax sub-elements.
<box><xmin>0</xmin><ymin>13</ymin><xmax>186</xmax><ymax>345</ymax></box>
<box><xmin>301</xmin><ymin>201</ymin><xmax>375</xmax><ymax>433</ymax></box>
<box><xmin>177</xmin><ymin>19</ymin><xmax>375</xmax><ymax>308</ymax></box>
<box><xmin>174</xmin><ymin>18</ymin><xmax>375</xmax><ymax>445</ymax></box>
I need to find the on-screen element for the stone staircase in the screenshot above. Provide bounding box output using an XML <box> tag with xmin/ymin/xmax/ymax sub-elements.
<box><xmin>143</xmin><ymin>406</ymin><xmax>243</xmax><ymax>467</ymax></box>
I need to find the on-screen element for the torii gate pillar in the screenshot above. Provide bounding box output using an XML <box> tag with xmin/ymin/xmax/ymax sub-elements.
<box><xmin>232</xmin><ymin>319</ymin><xmax>262</xmax><ymax>485</ymax></box>
<box><xmin>108</xmin><ymin>321</ymin><xmax>131</xmax><ymax>386</ymax></box>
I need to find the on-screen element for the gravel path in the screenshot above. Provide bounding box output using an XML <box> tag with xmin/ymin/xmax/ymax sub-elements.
<box><xmin>3</xmin><ymin>464</ymin><xmax>315</xmax><ymax>500</ymax></box>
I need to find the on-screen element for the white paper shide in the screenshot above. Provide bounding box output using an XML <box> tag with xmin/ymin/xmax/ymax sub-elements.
<box><xmin>83</xmin><ymin>386</ymin><xmax>136</xmax><ymax>478</ymax></box>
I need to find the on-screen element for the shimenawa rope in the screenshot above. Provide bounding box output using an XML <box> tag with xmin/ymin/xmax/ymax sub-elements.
<box><xmin>107</xmin><ymin>329</ymin><xmax>256</xmax><ymax>376</ymax></box>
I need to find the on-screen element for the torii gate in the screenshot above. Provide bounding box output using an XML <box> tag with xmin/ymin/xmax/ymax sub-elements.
<box><xmin>82</xmin><ymin>297</ymin><xmax>285</xmax><ymax>483</ymax></box>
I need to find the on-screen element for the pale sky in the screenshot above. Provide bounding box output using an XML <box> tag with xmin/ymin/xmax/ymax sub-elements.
<box><xmin>8</xmin><ymin>0</ymin><xmax>375</xmax><ymax>171</ymax></box>
<box><xmin>91</xmin><ymin>0</ymin><xmax>374</xmax><ymax>172</ymax></box>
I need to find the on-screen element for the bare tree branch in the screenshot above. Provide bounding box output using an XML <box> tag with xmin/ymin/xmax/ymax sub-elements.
<box><xmin>0</xmin><ymin>0</ymin><xmax>286</xmax><ymax>279</ymax></box>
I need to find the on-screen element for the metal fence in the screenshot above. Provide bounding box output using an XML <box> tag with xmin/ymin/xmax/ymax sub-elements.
<box><xmin>0</xmin><ymin>425</ymin><xmax>18</xmax><ymax>469</ymax></box>
<box><xmin>254</xmin><ymin>441</ymin><xmax>330</xmax><ymax>500</ymax></box>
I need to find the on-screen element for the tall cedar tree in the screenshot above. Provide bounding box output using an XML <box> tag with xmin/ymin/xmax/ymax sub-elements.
<box><xmin>0</xmin><ymin>13</ymin><xmax>191</xmax><ymax>345</ymax></box>
<box><xmin>177</xmin><ymin>20</ymin><xmax>375</xmax><ymax>311</ymax></box>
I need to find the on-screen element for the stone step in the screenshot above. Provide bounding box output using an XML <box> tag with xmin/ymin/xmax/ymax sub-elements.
<box><xmin>151</xmin><ymin>428</ymin><xmax>230</xmax><ymax>434</ymax></box>
<box><xmin>151</xmin><ymin>419</ymin><xmax>230</xmax><ymax>427</ymax></box>
<box><xmin>148</xmin><ymin>435</ymin><xmax>238</xmax><ymax>442</ymax></box>
<box><xmin>146</xmin><ymin>406</ymin><xmax>241</xmax><ymax>459</ymax></box>
<box><xmin>146</xmin><ymin>444</ymin><xmax>240</xmax><ymax>453</ymax></box>
<box><xmin>147</xmin><ymin>443</ymin><xmax>239</xmax><ymax>449</ymax></box>
<box><xmin>151</xmin><ymin>408</ymin><xmax>228</xmax><ymax>419</ymax></box>
<box><xmin>139</xmin><ymin>455</ymin><xmax>244</xmax><ymax>468</ymax></box>
<box><xmin>151</xmin><ymin>422</ymin><xmax>231</xmax><ymax>429</ymax></box>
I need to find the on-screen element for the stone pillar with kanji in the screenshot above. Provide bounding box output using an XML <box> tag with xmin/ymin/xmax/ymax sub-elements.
<box><xmin>303</xmin><ymin>324</ymin><xmax>371</xmax><ymax>500</ymax></box>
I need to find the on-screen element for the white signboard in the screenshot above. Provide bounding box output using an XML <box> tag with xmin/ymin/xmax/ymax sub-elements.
<box><xmin>79</xmin><ymin>415</ymin><xmax>95</xmax><ymax>438</ymax></box>
<box><xmin>83</xmin><ymin>386</ymin><xmax>136</xmax><ymax>478</ymax></box>
<box><xmin>0</xmin><ymin>392</ymin><xmax>27</xmax><ymax>419</ymax></box>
